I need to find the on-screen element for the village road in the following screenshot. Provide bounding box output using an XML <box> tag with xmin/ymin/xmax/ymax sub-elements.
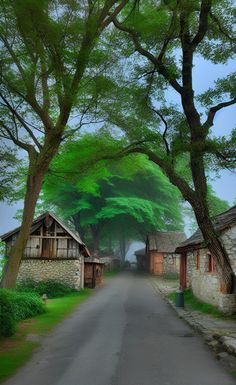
<box><xmin>3</xmin><ymin>272</ymin><xmax>236</xmax><ymax>385</ymax></box>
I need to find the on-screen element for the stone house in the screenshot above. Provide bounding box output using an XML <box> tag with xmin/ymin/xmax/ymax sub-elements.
<box><xmin>147</xmin><ymin>232</ymin><xmax>186</xmax><ymax>276</ymax></box>
<box><xmin>1</xmin><ymin>212</ymin><xmax>93</xmax><ymax>289</ymax></box>
<box><xmin>135</xmin><ymin>232</ymin><xmax>186</xmax><ymax>275</ymax></box>
<box><xmin>176</xmin><ymin>205</ymin><xmax>236</xmax><ymax>314</ymax></box>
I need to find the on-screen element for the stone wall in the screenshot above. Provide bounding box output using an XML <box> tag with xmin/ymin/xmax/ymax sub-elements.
<box><xmin>187</xmin><ymin>248</ymin><xmax>220</xmax><ymax>307</ymax></box>
<box><xmin>163</xmin><ymin>254</ymin><xmax>180</xmax><ymax>275</ymax></box>
<box><xmin>17</xmin><ymin>258</ymin><xmax>84</xmax><ymax>289</ymax></box>
<box><xmin>221</xmin><ymin>226</ymin><xmax>236</xmax><ymax>274</ymax></box>
<box><xmin>185</xmin><ymin>225</ymin><xmax>236</xmax><ymax>313</ymax></box>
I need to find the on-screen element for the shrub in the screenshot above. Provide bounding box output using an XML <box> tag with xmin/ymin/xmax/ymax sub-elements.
<box><xmin>9</xmin><ymin>291</ymin><xmax>46</xmax><ymax>321</ymax></box>
<box><xmin>16</xmin><ymin>279</ymin><xmax>77</xmax><ymax>298</ymax></box>
<box><xmin>0</xmin><ymin>290</ymin><xmax>15</xmax><ymax>337</ymax></box>
<box><xmin>0</xmin><ymin>289</ymin><xmax>46</xmax><ymax>337</ymax></box>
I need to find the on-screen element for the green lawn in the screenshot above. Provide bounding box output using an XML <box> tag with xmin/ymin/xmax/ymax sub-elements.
<box><xmin>0</xmin><ymin>289</ymin><xmax>92</xmax><ymax>383</ymax></box>
<box><xmin>168</xmin><ymin>289</ymin><xmax>224</xmax><ymax>317</ymax></box>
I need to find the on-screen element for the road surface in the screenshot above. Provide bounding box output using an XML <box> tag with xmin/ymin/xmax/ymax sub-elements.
<box><xmin>3</xmin><ymin>272</ymin><xmax>235</xmax><ymax>385</ymax></box>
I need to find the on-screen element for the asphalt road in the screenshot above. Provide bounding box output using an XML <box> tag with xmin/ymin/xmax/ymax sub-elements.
<box><xmin>3</xmin><ymin>272</ymin><xmax>236</xmax><ymax>385</ymax></box>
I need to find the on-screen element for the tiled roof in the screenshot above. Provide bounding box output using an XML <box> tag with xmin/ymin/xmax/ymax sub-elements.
<box><xmin>176</xmin><ymin>205</ymin><xmax>236</xmax><ymax>251</ymax></box>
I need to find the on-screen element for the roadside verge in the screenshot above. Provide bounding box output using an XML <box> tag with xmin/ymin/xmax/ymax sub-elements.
<box><xmin>150</xmin><ymin>277</ymin><xmax>236</xmax><ymax>377</ymax></box>
<box><xmin>0</xmin><ymin>290</ymin><xmax>92</xmax><ymax>383</ymax></box>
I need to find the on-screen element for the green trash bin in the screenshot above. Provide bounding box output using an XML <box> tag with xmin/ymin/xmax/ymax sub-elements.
<box><xmin>176</xmin><ymin>290</ymin><xmax>184</xmax><ymax>307</ymax></box>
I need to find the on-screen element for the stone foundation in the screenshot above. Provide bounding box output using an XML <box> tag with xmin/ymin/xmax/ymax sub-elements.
<box><xmin>17</xmin><ymin>259</ymin><xmax>84</xmax><ymax>289</ymax></box>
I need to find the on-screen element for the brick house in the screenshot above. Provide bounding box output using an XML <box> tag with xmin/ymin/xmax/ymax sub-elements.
<box><xmin>1</xmin><ymin>212</ymin><xmax>103</xmax><ymax>289</ymax></box>
<box><xmin>176</xmin><ymin>205</ymin><xmax>236</xmax><ymax>314</ymax></box>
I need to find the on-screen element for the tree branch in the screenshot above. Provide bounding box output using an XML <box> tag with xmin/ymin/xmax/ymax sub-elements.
<box><xmin>203</xmin><ymin>97</ymin><xmax>236</xmax><ymax>130</ymax></box>
<box><xmin>0</xmin><ymin>121</ymin><xmax>36</xmax><ymax>153</ymax></box>
<box><xmin>122</xmin><ymin>146</ymin><xmax>196</xmax><ymax>203</ymax></box>
<box><xmin>210</xmin><ymin>11</ymin><xmax>236</xmax><ymax>43</ymax></box>
<box><xmin>150</xmin><ymin>107</ymin><xmax>170</xmax><ymax>155</ymax></box>
<box><xmin>191</xmin><ymin>0</ymin><xmax>212</xmax><ymax>49</ymax></box>
<box><xmin>101</xmin><ymin>0</ymin><xmax>130</xmax><ymax>29</ymax></box>
<box><xmin>112</xmin><ymin>18</ymin><xmax>183</xmax><ymax>95</ymax></box>
<box><xmin>0</xmin><ymin>92</ymin><xmax>42</xmax><ymax>150</ymax></box>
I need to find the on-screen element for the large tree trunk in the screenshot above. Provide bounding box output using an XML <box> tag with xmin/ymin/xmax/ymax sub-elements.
<box><xmin>1</xmin><ymin>169</ymin><xmax>44</xmax><ymax>288</ymax></box>
<box><xmin>136</xmin><ymin>146</ymin><xmax>234</xmax><ymax>294</ymax></box>
<box><xmin>189</xmin><ymin>137</ymin><xmax>234</xmax><ymax>294</ymax></box>
<box><xmin>192</xmin><ymin>200</ymin><xmax>233</xmax><ymax>294</ymax></box>
<box><xmin>1</xmin><ymin>139</ymin><xmax>62</xmax><ymax>288</ymax></box>
<box><xmin>90</xmin><ymin>224</ymin><xmax>101</xmax><ymax>257</ymax></box>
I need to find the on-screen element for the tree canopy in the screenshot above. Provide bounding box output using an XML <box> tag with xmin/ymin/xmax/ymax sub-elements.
<box><xmin>39</xmin><ymin>132</ymin><xmax>184</xmax><ymax>259</ymax></box>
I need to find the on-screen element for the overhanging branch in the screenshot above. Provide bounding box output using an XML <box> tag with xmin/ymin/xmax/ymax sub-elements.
<box><xmin>203</xmin><ymin>97</ymin><xmax>236</xmax><ymax>130</ymax></box>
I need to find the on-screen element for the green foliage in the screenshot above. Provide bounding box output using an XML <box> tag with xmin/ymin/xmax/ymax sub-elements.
<box><xmin>0</xmin><ymin>289</ymin><xmax>15</xmax><ymax>337</ymax></box>
<box><xmin>168</xmin><ymin>289</ymin><xmax>223</xmax><ymax>317</ymax></box>
<box><xmin>41</xmin><ymin>132</ymin><xmax>184</xmax><ymax>253</ymax></box>
<box><xmin>8</xmin><ymin>290</ymin><xmax>46</xmax><ymax>321</ymax></box>
<box><xmin>0</xmin><ymin>147</ymin><xmax>19</xmax><ymax>202</ymax></box>
<box><xmin>0</xmin><ymin>241</ymin><xmax>7</xmax><ymax>278</ymax></box>
<box><xmin>0</xmin><ymin>290</ymin><xmax>92</xmax><ymax>382</ymax></box>
<box><xmin>0</xmin><ymin>289</ymin><xmax>45</xmax><ymax>337</ymax></box>
<box><xmin>207</xmin><ymin>185</ymin><xmax>230</xmax><ymax>217</ymax></box>
<box><xmin>16</xmin><ymin>279</ymin><xmax>77</xmax><ymax>298</ymax></box>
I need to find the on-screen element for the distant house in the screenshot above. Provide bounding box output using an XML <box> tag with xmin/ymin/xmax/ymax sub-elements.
<box><xmin>176</xmin><ymin>205</ymin><xmax>236</xmax><ymax>314</ymax></box>
<box><xmin>99</xmin><ymin>255</ymin><xmax>121</xmax><ymax>271</ymax></box>
<box><xmin>147</xmin><ymin>232</ymin><xmax>186</xmax><ymax>276</ymax></box>
<box><xmin>135</xmin><ymin>232</ymin><xmax>186</xmax><ymax>275</ymax></box>
<box><xmin>1</xmin><ymin>212</ymin><xmax>103</xmax><ymax>289</ymax></box>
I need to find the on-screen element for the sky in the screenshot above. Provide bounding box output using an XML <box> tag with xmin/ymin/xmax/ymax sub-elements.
<box><xmin>0</xmin><ymin>57</ymin><xmax>235</xmax><ymax>237</ymax></box>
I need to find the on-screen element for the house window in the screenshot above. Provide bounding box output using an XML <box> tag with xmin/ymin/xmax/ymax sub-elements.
<box><xmin>196</xmin><ymin>251</ymin><xmax>200</xmax><ymax>270</ymax></box>
<box><xmin>207</xmin><ymin>253</ymin><xmax>215</xmax><ymax>273</ymax></box>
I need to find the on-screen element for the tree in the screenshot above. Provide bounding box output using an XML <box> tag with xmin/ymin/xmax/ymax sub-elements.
<box><xmin>40</xmin><ymin>133</ymin><xmax>184</xmax><ymax>259</ymax></box>
<box><xmin>97</xmin><ymin>0</ymin><xmax>236</xmax><ymax>292</ymax></box>
<box><xmin>0</xmin><ymin>0</ymin><xmax>130</xmax><ymax>288</ymax></box>
<box><xmin>184</xmin><ymin>186</ymin><xmax>230</xmax><ymax>233</ymax></box>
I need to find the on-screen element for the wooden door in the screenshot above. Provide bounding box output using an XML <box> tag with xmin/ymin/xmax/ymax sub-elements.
<box><xmin>42</xmin><ymin>238</ymin><xmax>54</xmax><ymax>258</ymax></box>
<box><xmin>154</xmin><ymin>254</ymin><xmax>164</xmax><ymax>275</ymax></box>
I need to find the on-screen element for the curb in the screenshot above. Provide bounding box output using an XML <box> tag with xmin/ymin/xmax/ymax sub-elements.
<box><xmin>150</xmin><ymin>279</ymin><xmax>236</xmax><ymax>371</ymax></box>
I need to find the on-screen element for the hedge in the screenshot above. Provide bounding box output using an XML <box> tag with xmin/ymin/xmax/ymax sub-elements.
<box><xmin>0</xmin><ymin>289</ymin><xmax>45</xmax><ymax>337</ymax></box>
<box><xmin>16</xmin><ymin>279</ymin><xmax>77</xmax><ymax>298</ymax></box>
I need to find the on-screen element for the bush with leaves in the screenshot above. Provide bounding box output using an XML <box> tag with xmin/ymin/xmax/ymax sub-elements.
<box><xmin>16</xmin><ymin>279</ymin><xmax>77</xmax><ymax>298</ymax></box>
<box><xmin>0</xmin><ymin>289</ymin><xmax>15</xmax><ymax>337</ymax></box>
<box><xmin>0</xmin><ymin>289</ymin><xmax>45</xmax><ymax>337</ymax></box>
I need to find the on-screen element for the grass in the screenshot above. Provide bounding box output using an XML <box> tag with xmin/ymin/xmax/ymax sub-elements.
<box><xmin>168</xmin><ymin>289</ymin><xmax>224</xmax><ymax>317</ymax></box>
<box><xmin>0</xmin><ymin>289</ymin><xmax>92</xmax><ymax>382</ymax></box>
<box><xmin>231</xmin><ymin>371</ymin><xmax>236</xmax><ymax>378</ymax></box>
<box><xmin>162</xmin><ymin>273</ymin><xmax>179</xmax><ymax>281</ymax></box>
